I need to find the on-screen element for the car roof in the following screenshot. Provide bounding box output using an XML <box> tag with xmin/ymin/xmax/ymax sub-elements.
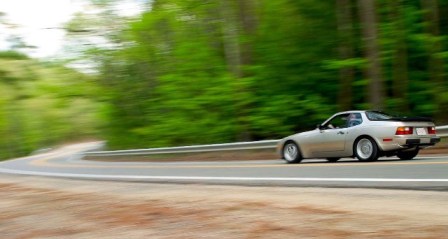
<box><xmin>337</xmin><ymin>110</ymin><xmax>367</xmax><ymax>114</ymax></box>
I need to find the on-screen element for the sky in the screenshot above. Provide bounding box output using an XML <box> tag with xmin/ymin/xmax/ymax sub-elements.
<box><xmin>0</xmin><ymin>0</ymin><xmax>144</xmax><ymax>58</ymax></box>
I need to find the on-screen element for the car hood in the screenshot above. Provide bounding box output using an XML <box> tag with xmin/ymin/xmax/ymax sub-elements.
<box><xmin>284</xmin><ymin>129</ymin><xmax>317</xmax><ymax>140</ymax></box>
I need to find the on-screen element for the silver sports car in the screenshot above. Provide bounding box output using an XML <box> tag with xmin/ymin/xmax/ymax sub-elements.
<box><xmin>278</xmin><ymin>110</ymin><xmax>440</xmax><ymax>163</ymax></box>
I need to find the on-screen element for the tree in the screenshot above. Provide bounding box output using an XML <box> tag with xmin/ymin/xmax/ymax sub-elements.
<box><xmin>0</xmin><ymin>52</ymin><xmax>101</xmax><ymax>160</ymax></box>
<box><xmin>390</xmin><ymin>0</ymin><xmax>409</xmax><ymax>112</ymax></box>
<box><xmin>67</xmin><ymin>0</ymin><xmax>448</xmax><ymax>150</ymax></box>
<box><xmin>358</xmin><ymin>0</ymin><xmax>384</xmax><ymax>110</ymax></box>
<box><xmin>220</xmin><ymin>0</ymin><xmax>242</xmax><ymax>78</ymax></box>
<box><xmin>336</xmin><ymin>0</ymin><xmax>355</xmax><ymax>111</ymax></box>
<box><xmin>421</xmin><ymin>0</ymin><xmax>446</xmax><ymax>122</ymax></box>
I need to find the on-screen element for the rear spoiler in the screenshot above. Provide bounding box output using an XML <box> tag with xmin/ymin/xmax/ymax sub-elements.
<box><xmin>380</xmin><ymin>116</ymin><xmax>433</xmax><ymax>122</ymax></box>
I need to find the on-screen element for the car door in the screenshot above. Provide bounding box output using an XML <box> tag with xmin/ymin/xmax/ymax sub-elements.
<box><xmin>309</xmin><ymin>113</ymin><xmax>349</xmax><ymax>157</ymax></box>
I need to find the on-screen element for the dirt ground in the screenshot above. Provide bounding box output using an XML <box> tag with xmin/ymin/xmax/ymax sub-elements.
<box><xmin>0</xmin><ymin>174</ymin><xmax>447</xmax><ymax>238</ymax></box>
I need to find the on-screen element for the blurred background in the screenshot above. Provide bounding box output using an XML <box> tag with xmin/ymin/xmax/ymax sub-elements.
<box><xmin>0</xmin><ymin>0</ymin><xmax>447</xmax><ymax>159</ymax></box>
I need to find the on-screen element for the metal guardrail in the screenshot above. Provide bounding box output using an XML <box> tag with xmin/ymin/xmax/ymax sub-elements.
<box><xmin>85</xmin><ymin>140</ymin><xmax>279</xmax><ymax>157</ymax></box>
<box><xmin>84</xmin><ymin>126</ymin><xmax>448</xmax><ymax>157</ymax></box>
<box><xmin>437</xmin><ymin>125</ymin><xmax>448</xmax><ymax>137</ymax></box>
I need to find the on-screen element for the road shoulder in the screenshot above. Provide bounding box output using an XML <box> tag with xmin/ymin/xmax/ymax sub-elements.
<box><xmin>1</xmin><ymin>174</ymin><xmax>447</xmax><ymax>238</ymax></box>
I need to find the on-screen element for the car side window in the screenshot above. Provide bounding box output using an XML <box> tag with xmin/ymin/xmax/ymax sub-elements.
<box><xmin>324</xmin><ymin>114</ymin><xmax>349</xmax><ymax>129</ymax></box>
<box><xmin>347</xmin><ymin>113</ymin><xmax>363</xmax><ymax>127</ymax></box>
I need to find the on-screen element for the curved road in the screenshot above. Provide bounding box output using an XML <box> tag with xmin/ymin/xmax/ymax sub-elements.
<box><xmin>1</xmin><ymin>142</ymin><xmax>448</xmax><ymax>190</ymax></box>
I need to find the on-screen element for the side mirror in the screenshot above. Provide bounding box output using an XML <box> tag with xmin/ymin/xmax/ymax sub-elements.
<box><xmin>317</xmin><ymin>124</ymin><xmax>324</xmax><ymax>130</ymax></box>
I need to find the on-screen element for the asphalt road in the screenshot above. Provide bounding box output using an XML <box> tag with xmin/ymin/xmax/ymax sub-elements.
<box><xmin>1</xmin><ymin>142</ymin><xmax>448</xmax><ymax>190</ymax></box>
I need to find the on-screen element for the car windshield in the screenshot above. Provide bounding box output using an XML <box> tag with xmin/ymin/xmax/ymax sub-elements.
<box><xmin>365</xmin><ymin>111</ymin><xmax>394</xmax><ymax>121</ymax></box>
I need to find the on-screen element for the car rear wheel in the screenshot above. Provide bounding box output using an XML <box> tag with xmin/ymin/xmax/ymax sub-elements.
<box><xmin>396</xmin><ymin>148</ymin><xmax>419</xmax><ymax>160</ymax></box>
<box><xmin>354</xmin><ymin>137</ymin><xmax>379</xmax><ymax>162</ymax></box>
<box><xmin>282</xmin><ymin>141</ymin><xmax>302</xmax><ymax>164</ymax></box>
<box><xmin>326</xmin><ymin>158</ymin><xmax>340</xmax><ymax>163</ymax></box>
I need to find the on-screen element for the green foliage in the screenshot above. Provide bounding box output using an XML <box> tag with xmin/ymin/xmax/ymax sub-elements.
<box><xmin>323</xmin><ymin>58</ymin><xmax>367</xmax><ymax>70</ymax></box>
<box><xmin>0</xmin><ymin>51</ymin><xmax>29</xmax><ymax>60</ymax></box>
<box><xmin>70</xmin><ymin>0</ymin><xmax>448</xmax><ymax>149</ymax></box>
<box><xmin>0</xmin><ymin>52</ymin><xmax>102</xmax><ymax>160</ymax></box>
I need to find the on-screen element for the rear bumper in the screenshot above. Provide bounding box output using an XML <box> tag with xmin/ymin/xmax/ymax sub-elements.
<box><xmin>403</xmin><ymin>137</ymin><xmax>440</xmax><ymax>147</ymax></box>
<box><xmin>378</xmin><ymin>136</ymin><xmax>440</xmax><ymax>151</ymax></box>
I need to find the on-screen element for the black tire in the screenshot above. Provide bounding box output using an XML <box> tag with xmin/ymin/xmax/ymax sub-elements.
<box><xmin>326</xmin><ymin>157</ymin><xmax>340</xmax><ymax>163</ymax></box>
<box><xmin>354</xmin><ymin>137</ymin><xmax>379</xmax><ymax>162</ymax></box>
<box><xmin>282</xmin><ymin>141</ymin><xmax>302</xmax><ymax>164</ymax></box>
<box><xmin>396</xmin><ymin>148</ymin><xmax>419</xmax><ymax>160</ymax></box>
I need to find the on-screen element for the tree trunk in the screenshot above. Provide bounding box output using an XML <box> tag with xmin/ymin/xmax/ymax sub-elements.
<box><xmin>336</xmin><ymin>0</ymin><xmax>355</xmax><ymax>111</ymax></box>
<box><xmin>358</xmin><ymin>0</ymin><xmax>384</xmax><ymax>110</ymax></box>
<box><xmin>421</xmin><ymin>0</ymin><xmax>445</xmax><ymax>122</ymax></box>
<box><xmin>238</xmin><ymin>0</ymin><xmax>257</xmax><ymax>77</ymax></box>
<box><xmin>390</xmin><ymin>0</ymin><xmax>409</xmax><ymax>113</ymax></box>
<box><xmin>220</xmin><ymin>0</ymin><xmax>253</xmax><ymax>141</ymax></box>
<box><xmin>220</xmin><ymin>0</ymin><xmax>242</xmax><ymax>78</ymax></box>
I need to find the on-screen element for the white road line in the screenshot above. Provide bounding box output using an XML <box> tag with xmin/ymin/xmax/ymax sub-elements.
<box><xmin>415</xmin><ymin>155</ymin><xmax>448</xmax><ymax>159</ymax></box>
<box><xmin>1</xmin><ymin>168</ymin><xmax>448</xmax><ymax>182</ymax></box>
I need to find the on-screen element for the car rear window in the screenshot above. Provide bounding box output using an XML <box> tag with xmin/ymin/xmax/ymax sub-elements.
<box><xmin>365</xmin><ymin>111</ymin><xmax>394</xmax><ymax>121</ymax></box>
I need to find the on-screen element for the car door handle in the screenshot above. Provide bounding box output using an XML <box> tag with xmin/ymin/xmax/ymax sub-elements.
<box><xmin>337</xmin><ymin>131</ymin><xmax>345</xmax><ymax>135</ymax></box>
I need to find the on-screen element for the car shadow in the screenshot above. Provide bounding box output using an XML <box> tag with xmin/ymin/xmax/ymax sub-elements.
<box><xmin>296</xmin><ymin>156</ymin><xmax>440</xmax><ymax>165</ymax></box>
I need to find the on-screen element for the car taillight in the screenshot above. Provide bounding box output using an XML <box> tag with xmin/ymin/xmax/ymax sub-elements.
<box><xmin>396</xmin><ymin>127</ymin><xmax>413</xmax><ymax>135</ymax></box>
<box><xmin>427</xmin><ymin>126</ymin><xmax>436</xmax><ymax>134</ymax></box>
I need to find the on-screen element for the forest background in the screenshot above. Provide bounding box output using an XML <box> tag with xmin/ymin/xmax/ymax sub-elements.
<box><xmin>1</xmin><ymin>0</ymin><xmax>447</xmax><ymax>159</ymax></box>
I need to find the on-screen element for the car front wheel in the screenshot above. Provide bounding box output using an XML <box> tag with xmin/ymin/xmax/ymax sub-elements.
<box><xmin>282</xmin><ymin>141</ymin><xmax>302</xmax><ymax>164</ymax></box>
<box><xmin>396</xmin><ymin>148</ymin><xmax>419</xmax><ymax>160</ymax></box>
<box><xmin>354</xmin><ymin>137</ymin><xmax>379</xmax><ymax>162</ymax></box>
